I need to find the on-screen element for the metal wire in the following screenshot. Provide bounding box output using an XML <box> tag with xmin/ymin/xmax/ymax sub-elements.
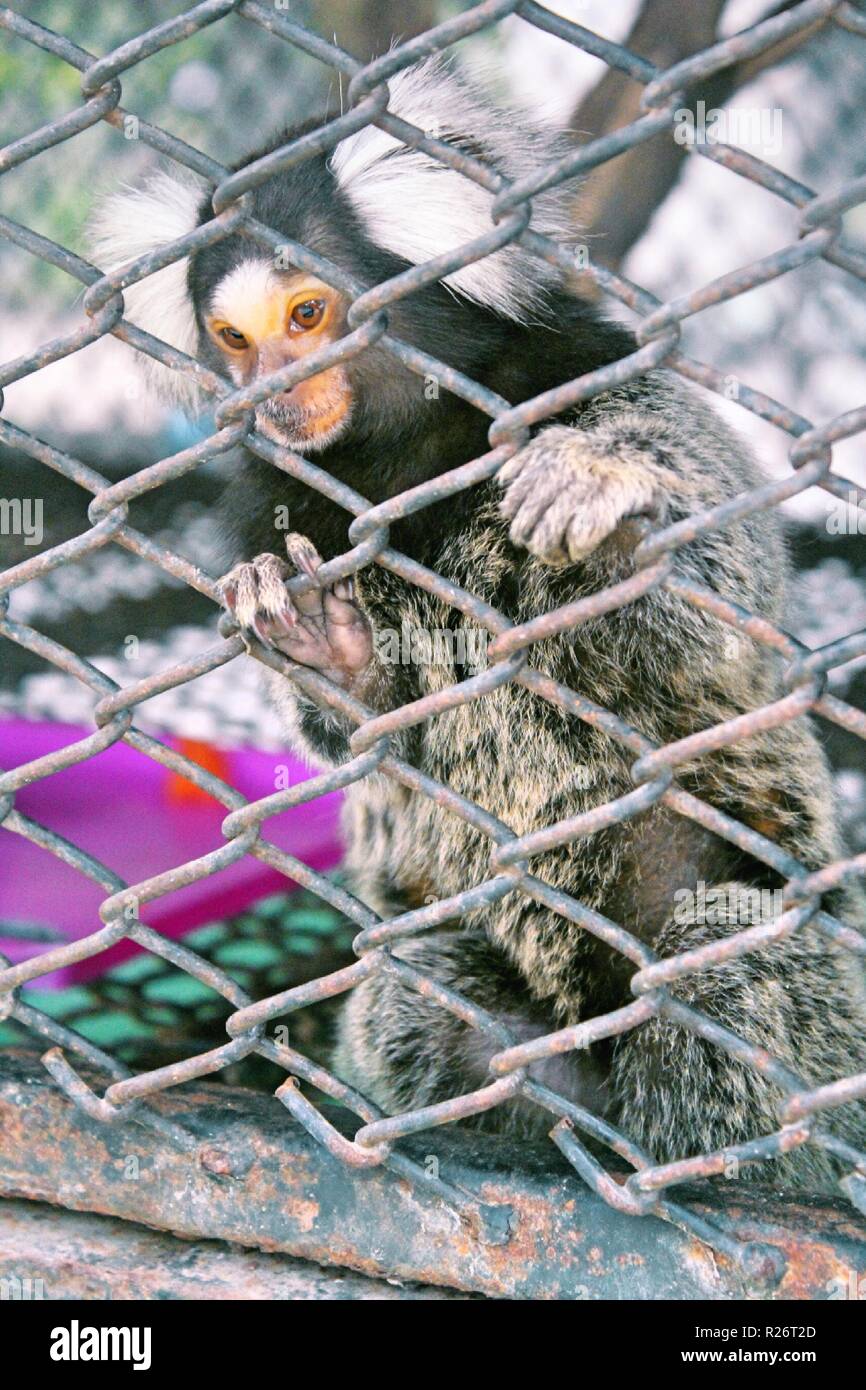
<box><xmin>1</xmin><ymin>0</ymin><xmax>866</xmax><ymax>1284</ymax></box>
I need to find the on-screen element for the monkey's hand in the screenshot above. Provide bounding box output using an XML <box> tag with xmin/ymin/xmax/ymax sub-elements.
<box><xmin>498</xmin><ymin>425</ymin><xmax>672</xmax><ymax>567</ymax></box>
<box><xmin>220</xmin><ymin>534</ymin><xmax>373</xmax><ymax>691</ymax></box>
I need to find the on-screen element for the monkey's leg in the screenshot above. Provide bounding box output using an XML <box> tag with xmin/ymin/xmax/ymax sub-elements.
<box><xmin>333</xmin><ymin>930</ymin><xmax>610</xmax><ymax>1139</ymax></box>
<box><xmin>610</xmin><ymin>887</ymin><xmax>866</xmax><ymax>1193</ymax></box>
<box><xmin>220</xmin><ymin>533</ymin><xmax>372</xmax><ymax>691</ymax></box>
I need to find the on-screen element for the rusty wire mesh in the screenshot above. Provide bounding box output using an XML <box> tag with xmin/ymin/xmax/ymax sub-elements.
<box><xmin>2</xmin><ymin>0</ymin><xmax>866</xmax><ymax>1284</ymax></box>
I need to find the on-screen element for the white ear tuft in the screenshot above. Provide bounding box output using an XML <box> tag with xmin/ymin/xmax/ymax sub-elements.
<box><xmin>88</xmin><ymin>170</ymin><xmax>205</xmax><ymax>410</ymax></box>
<box><xmin>329</xmin><ymin>59</ymin><xmax>574</xmax><ymax>323</ymax></box>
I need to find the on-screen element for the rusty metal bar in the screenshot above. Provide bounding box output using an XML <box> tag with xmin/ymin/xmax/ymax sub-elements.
<box><xmin>0</xmin><ymin>1197</ymin><xmax>476</xmax><ymax>1301</ymax></box>
<box><xmin>2</xmin><ymin>1052</ymin><xmax>865</xmax><ymax>1300</ymax></box>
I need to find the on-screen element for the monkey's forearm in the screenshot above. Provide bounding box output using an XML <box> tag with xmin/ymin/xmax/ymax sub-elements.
<box><xmin>498</xmin><ymin>380</ymin><xmax>784</xmax><ymax>712</ymax></box>
<box><xmin>501</xmin><ymin>385</ymin><xmax>741</xmax><ymax>574</ymax></box>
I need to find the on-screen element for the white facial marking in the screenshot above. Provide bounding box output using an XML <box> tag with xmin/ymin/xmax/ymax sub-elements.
<box><xmin>209</xmin><ymin>259</ymin><xmax>275</xmax><ymax>328</ymax></box>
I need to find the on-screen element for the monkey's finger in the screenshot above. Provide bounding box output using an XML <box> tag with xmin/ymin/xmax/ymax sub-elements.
<box><xmin>284</xmin><ymin>534</ymin><xmax>327</xmax><ymax>618</ymax></box>
<box><xmin>507</xmin><ymin>487</ymin><xmax>566</xmax><ymax>546</ymax></box>
<box><xmin>283</xmin><ymin>534</ymin><xmax>330</xmax><ymax>620</ymax></box>
<box><xmin>290</xmin><ymin>586</ymin><xmax>326</xmax><ymax>622</ymax></box>
<box><xmin>251</xmin><ymin>614</ymin><xmax>285</xmax><ymax>647</ymax></box>
<box><xmin>321</xmin><ymin>591</ymin><xmax>373</xmax><ymax>677</ymax></box>
<box><xmin>322</xmin><ymin>585</ymin><xmax>361</xmax><ymax>626</ymax></box>
<box><xmin>220</xmin><ymin>562</ymin><xmax>269</xmax><ymax>629</ymax></box>
<box><xmin>499</xmin><ymin>462</ymin><xmax>545</xmax><ymax>519</ymax></box>
<box><xmin>331</xmin><ymin>576</ymin><xmax>355</xmax><ymax>602</ymax></box>
<box><xmin>497</xmin><ymin>450</ymin><xmax>536</xmax><ymax>488</ymax></box>
<box><xmin>219</xmin><ymin>557</ymin><xmax>300</xmax><ymax>644</ymax></box>
<box><xmin>219</xmin><ymin>562</ymin><xmax>256</xmax><ymax>613</ymax></box>
<box><xmin>251</xmin><ymin>553</ymin><xmax>292</xmax><ymax>616</ymax></box>
<box><xmin>285</xmin><ymin>532</ymin><xmax>323</xmax><ymax>582</ymax></box>
<box><xmin>220</xmin><ymin>575</ymin><xmax>239</xmax><ymax>610</ymax></box>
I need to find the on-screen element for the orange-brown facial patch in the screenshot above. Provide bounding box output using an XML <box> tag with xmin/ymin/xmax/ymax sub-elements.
<box><xmin>206</xmin><ymin>259</ymin><xmax>352</xmax><ymax>449</ymax></box>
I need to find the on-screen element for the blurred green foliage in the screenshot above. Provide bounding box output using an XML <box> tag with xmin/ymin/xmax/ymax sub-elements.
<box><xmin>0</xmin><ymin>1</ymin><xmax>497</xmax><ymax>311</ymax></box>
<box><xmin>1</xmin><ymin>1</ymin><xmax>323</xmax><ymax>307</ymax></box>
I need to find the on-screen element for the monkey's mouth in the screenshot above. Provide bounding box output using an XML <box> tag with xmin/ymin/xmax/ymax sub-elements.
<box><xmin>256</xmin><ymin>375</ymin><xmax>352</xmax><ymax>454</ymax></box>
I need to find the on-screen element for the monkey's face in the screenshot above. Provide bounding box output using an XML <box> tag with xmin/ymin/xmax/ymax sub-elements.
<box><xmin>205</xmin><ymin>258</ymin><xmax>352</xmax><ymax>452</ymax></box>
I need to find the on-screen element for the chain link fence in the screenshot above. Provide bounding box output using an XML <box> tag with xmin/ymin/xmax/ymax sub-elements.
<box><xmin>1</xmin><ymin>0</ymin><xmax>866</xmax><ymax>1296</ymax></box>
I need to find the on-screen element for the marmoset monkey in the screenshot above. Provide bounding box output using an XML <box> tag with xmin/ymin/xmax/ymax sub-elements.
<box><xmin>93</xmin><ymin>58</ymin><xmax>866</xmax><ymax>1191</ymax></box>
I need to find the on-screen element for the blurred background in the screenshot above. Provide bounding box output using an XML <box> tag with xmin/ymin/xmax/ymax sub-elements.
<box><xmin>1</xmin><ymin>0</ymin><xmax>865</xmax><ymax>1073</ymax></box>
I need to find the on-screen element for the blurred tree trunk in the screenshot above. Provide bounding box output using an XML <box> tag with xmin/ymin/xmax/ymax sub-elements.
<box><xmin>570</xmin><ymin>0</ymin><xmax>831</xmax><ymax>269</ymax></box>
<box><xmin>315</xmin><ymin>0</ymin><xmax>444</xmax><ymax>62</ymax></box>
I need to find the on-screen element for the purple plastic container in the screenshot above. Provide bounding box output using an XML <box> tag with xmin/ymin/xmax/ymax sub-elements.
<box><xmin>0</xmin><ymin>719</ymin><xmax>344</xmax><ymax>987</ymax></box>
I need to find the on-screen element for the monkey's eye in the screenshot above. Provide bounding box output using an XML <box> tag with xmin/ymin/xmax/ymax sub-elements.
<box><xmin>218</xmin><ymin>326</ymin><xmax>249</xmax><ymax>350</ymax></box>
<box><xmin>290</xmin><ymin>298</ymin><xmax>326</xmax><ymax>331</ymax></box>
